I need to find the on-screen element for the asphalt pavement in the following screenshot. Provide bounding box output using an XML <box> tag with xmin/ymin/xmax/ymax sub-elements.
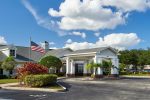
<box><xmin>1</xmin><ymin>78</ymin><xmax>150</xmax><ymax>100</ymax></box>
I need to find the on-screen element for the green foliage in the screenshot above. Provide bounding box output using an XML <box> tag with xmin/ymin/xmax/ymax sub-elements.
<box><xmin>119</xmin><ymin>49</ymin><xmax>150</xmax><ymax>71</ymax></box>
<box><xmin>17</xmin><ymin>62</ymin><xmax>48</xmax><ymax>83</ymax></box>
<box><xmin>119</xmin><ymin>63</ymin><xmax>126</xmax><ymax>72</ymax></box>
<box><xmin>0</xmin><ymin>75</ymin><xmax>8</xmax><ymax>79</ymax></box>
<box><xmin>86</xmin><ymin>62</ymin><xmax>102</xmax><ymax>70</ymax></box>
<box><xmin>39</xmin><ymin>56</ymin><xmax>62</xmax><ymax>70</ymax></box>
<box><xmin>91</xmin><ymin>74</ymin><xmax>95</xmax><ymax>78</ymax></box>
<box><xmin>24</xmin><ymin>74</ymin><xmax>58</xmax><ymax>87</ymax></box>
<box><xmin>86</xmin><ymin>62</ymin><xmax>94</xmax><ymax>70</ymax></box>
<box><xmin>102</xmin><ymin>60</ymin><xmax>112</xmax><ymax>75</ymax></box>
<box><xmin>56</xmin><ymin>72</ymin><xmax>66</xmax><ymax>77</ymax></box>
<box><xmin>0</xmin><ymin>62</ymin><xmax>2</xmax><ymax>69</ymax></box>
<box><xmin>1</xmin><ymin>56</ymin><xmax>16</xmax><ymax>71</ymax></box>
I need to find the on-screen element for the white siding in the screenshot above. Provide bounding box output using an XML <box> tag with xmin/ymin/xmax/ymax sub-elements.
<box><xmin>99</xmin><ymin>49</ymin><xmax>116</xmax><ymax>57</ymax></box>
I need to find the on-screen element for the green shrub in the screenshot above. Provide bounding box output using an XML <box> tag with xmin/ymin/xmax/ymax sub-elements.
<box><xmin>56</xmin><ymin>72</ymin><xmax>66</xmax><ymax>77</ymax></box>
<box><xmin>0</xmin><ymin>75</ymin><xmax>8</xmax><ymax>79</ymax></box>
<box><xmin>24</xmin><ymin>74</ymin><xmax>57</xmax><ymax>87</ymax></box>
<box><xmin>91</xmin><ymin>74</ymin><xmax>95</xmax><ymax>78</ymax></box>
<box><xmin>120</xmin><ymin>71</ymin><xmax>128</xmax><ymax>75</ymax></box>
<box><xmin>39</xmin><ymin>56</ymin><xmax>62</xmax><ymax>70</ymax></box>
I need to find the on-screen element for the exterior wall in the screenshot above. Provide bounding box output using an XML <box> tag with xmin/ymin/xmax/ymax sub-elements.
<box><xmin>66</xmin><ymin>49</ymin><xmax>119</xmax><ymax>77</ymax></box>
<box><xmin>99</xmin><ymin>49</ymin><xmax>116</xmax><ymax>57</ymax></box>
<box><xmin>3</xmin><ymin>70</ymin><xmax>9</xmax><ymax>76</ymax></box>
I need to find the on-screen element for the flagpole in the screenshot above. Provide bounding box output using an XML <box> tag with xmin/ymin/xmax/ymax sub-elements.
<box><xmin>29</xmin><ymin>37</ymin><xmax>31</xmax><ymax>62</ymax></box>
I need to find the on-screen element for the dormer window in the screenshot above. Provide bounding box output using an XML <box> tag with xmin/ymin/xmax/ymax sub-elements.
<box><xmin>10</xmin><ymin>49</ymin><xmax>16</xmax><ymax>57</ymax></box>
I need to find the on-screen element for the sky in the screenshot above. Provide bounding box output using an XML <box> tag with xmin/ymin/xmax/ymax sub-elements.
<box><xmin>0</xmin><ymin>0</ymin><xmax>150</xmax><ymax>50</ymax></box>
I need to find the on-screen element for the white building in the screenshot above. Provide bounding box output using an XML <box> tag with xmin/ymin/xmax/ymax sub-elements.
<box><xmin>65</xmin><ymin>47</ymin><xmax>119</xmax><ymax>77</ymax></box>
<box><xmin>0</xmin><ymin>42</ymin><xmax>119</xmax><ymax>77</ymax></box>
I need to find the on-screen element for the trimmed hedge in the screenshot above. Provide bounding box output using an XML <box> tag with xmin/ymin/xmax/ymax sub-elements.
<box><xmin>0</xmin><ymin>75</ymin><xmax>8</xmax><ymax>79</ymax></box>
<box><xmin>24</xmin><ymin>74</ymin><xmax>57</xmax><ymax>87</ymax></box>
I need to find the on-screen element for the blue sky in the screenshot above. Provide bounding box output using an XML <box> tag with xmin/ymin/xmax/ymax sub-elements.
<box><xmin>0</xmin><ymin>0</ymin><xmax>150</xmax><ymax>50</ymax></box>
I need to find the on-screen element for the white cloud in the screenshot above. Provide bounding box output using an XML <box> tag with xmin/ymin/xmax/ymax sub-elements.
<box><xmin>69</xmin><ymin>31</ymin><xmax>86</xmax><ymax>39</ymax></box>
<box><xmin>50</xmin><ymin>47</ymin><xmax>58</xmax><ymax>49</ymax></box>
<box><xmin>94</xmin><ymin>32</ymin><xmax>101</xmax><ymax>37</ymax></box>
<box><xmin>49</xmin><ymin>42</ymin><xmax>55</xmax><ymax>45</ymax></box>
<box><xmin>49</xmin><ymin>0</ymin><xmax>150</xmax><ymax>31</ymax></box>
<box><xmin>64</xmin><ymin>33</ymin><xmax>141</xmax><ymax>50</ymax></box>
<box><xmin>66</xmin><ymin>39</ymin><xmax>72</xmax><ymax>44</ymax></box>
<box><xmin>100</xmin><ymin>0</ymin><xmax>150</xmax><ymax>12</ymax></box>
<box><xmin>0</xmin><ymin>36</ymin><xmax>7</xmax><ymax>44</ymax></box>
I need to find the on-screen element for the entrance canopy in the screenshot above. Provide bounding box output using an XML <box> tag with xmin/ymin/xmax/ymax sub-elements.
<box><xmin>65</xmin><ymin>47</ymin><xmax>119</xmax><ymax>77</ymax></box>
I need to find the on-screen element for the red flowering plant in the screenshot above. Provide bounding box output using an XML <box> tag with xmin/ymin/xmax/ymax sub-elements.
<box><xmin>17</xmin><ymin>62</ymin><xmax>48</xmax><ymax>83</ymax></box>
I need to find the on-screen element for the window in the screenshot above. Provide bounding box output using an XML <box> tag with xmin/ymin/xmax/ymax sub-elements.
<box><xmin>10</xmin><ymin>50</ymin><xmax>15</xmax><ymax>57</ymax></box>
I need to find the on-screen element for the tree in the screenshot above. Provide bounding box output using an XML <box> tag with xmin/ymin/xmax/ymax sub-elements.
<box><xmin>102</xmin><ymin>60</ymin><xmax>112</xmax><ymax>75</ymax></box>
<box><xmin>39</xmin><ymin>56</ymin><xmax>62</xmax><ymax>72</ymax></box>
<box><xmin>86</xmin><ymin>62</ymin><xmax>102</xmax><ymax>76</ymax></box>
<box><xmin>1</xmin><ymin>56</ymin><xmax>16</xmax><ymax>76</ymax></box>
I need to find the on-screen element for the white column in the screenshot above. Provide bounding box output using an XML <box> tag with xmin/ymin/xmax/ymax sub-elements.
<box><xmin>93</xmin><ymin>55</ymin><xmax>103</xmax><ymax>75</ymax></box>
<box><xmin>93</xmin><ymin>56</ymin><xmax>97</xmax><ymax>75</ymax></box>
<box><xmin>66</xmin><ymin>57</ymin><xmax>70</xmax><ymax>76</ymax></box>
<box><xmin>97</xmin><ymin>58</ymin><xmax>103</xmax><ymax>75</ymax></box>
<box><xmin>70</xmin><ymin>59</ymin><xmax>75</xmax><ymax>75</ymax></box>
<box><xmin>111</xmin><ymin>58</ymin><xmax>119</xmax><ymax>75</ymax></box>
<box><xmin>83</xmin><ymin>60</ymin><xmax>88</xmax><ymax>75</ymax></box>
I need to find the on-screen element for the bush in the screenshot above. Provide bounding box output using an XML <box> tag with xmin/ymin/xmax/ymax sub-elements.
<box><xmin>56</xmin><ymin>72</ymin><xmax>66</xmax><ymax>77</ymax></box>
<box><xmin>0</xmin><ymin>75</ymin><xmax>8</xmax><ymax>79</ymax></box>
<box><xmin>120</xmin><ymin>71</ymin><xmax>128</xmax><ymax>75</ymax></box>
<box><xmin>17</xmin><ymin>62</ymin><xmax>48</xmax><ymax>80</ymax></box>
<box><xmin>39</xmin><ymin>56</ymin><xmax>62</xmax><ymax>70</ymax></box>
<box><xmin>91</xmin><ymin>74</ymin><xmax>95</xmax><ymax>78</ymax></box>
<box><xmin>24</xmin><ymin>74</ymin><xmax>57</xmax><ymax>87</ymax></box>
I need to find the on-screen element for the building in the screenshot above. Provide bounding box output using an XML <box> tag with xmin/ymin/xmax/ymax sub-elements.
<box><xmin>0</xmin><ymin>42</ymin><xmax>119</xmax><ymax>77</ymax></box>
<box><xmin>65</xmin><ymin>47</ymin><xmax>119</xmax><ymax>77</ymax></box>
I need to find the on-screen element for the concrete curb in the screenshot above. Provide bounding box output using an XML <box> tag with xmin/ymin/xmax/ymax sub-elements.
<box><xmin>56</xmin><ymin>82</ymin><xmax>67</xmax><ymax>91</ymax></box>
<box><xmin>0</xmin><ymin>83</ymin><xmax>66</xmax><ymax>93</ymax></box>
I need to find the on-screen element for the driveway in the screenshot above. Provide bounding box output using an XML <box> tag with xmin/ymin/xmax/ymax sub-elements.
<box><xmin>1</xmin><ymin>78</ymin><xmax>150</xmax><ymax>100</ymax></box>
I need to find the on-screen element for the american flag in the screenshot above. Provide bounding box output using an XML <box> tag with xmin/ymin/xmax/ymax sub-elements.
<box><xmin>31</xmin><ymin>41</ymin><xmax>45</xmax><ymax>53</ymax></box>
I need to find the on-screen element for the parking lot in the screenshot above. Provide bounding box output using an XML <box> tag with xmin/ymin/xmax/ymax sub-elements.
<box><xmin>1</xmin><ymin>78</ymin><xmax>150</xmax><ymax>100</ymax></box>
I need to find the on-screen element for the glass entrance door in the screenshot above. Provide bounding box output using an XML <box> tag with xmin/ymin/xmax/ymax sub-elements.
<box><xmin>75</xmin><ymin>63</ymin><xmax>83</xmax><ymax>76</ymax></box>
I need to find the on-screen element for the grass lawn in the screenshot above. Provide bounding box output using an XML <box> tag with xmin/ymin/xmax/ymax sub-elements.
<box><xmin>121</xmin><ymin>74</ymin><xmax>150</xmax><ymax>76</ymax></box>
<box><xmin>0</xmin><ymin>79</ymin><xmax>18</xmax><ymax>84</ymax></box>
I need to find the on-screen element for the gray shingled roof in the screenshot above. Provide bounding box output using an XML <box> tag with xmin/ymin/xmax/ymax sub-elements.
<box><xmin>0</xmin><ymin>51</ymin><xmax>7</xmax><ymax>61</ymax></box>
<box><xmin>15</xmin><ymin>46</ymin><xmax>44</xmax><ymax>62</ymax></box>
<box><xmin>0</xmin><ymin>45</ymin><xmax>8</xmax><ymax>50</ymax></box>
<box><xmin>42</xmin><ymin>48</ymin><xmax>72</xmax><ymax>59</ymax></box>
<box><xmin>0</xmin><ymin>45</ymin><xmax>45</xmax><ymax>62</ymax></box>
<box><xmin>66</xmin><ymin>47</ymin><xmax>108</xmax><ymax>55</ymax></box>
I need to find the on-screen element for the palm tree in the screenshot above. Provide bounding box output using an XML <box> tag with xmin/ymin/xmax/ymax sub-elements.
<box><xmin>86</xmin><ymin>62</ymin><xmax>103</xmax><ymax>77</ymax></box>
